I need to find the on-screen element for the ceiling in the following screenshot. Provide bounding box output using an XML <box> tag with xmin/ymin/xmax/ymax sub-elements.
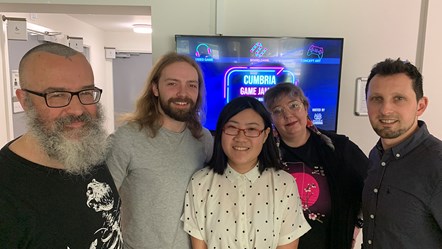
<box><xmin>68</xmin><ymin>14</ymin><xmax>151</xmax><ymax>33</ymax></box>
<box><xmin>0</xmin><ymin>3</ymin><xmax>151</xmax><ymax>33</ymax></box>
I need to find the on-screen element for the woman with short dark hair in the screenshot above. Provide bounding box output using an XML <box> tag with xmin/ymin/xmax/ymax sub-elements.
<box><xmin>182</xmin><ymin>96</ymin><xmax>310</xmax><ymax>249</ymax></box>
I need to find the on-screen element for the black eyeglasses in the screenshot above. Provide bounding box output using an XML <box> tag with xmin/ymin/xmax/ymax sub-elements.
<box><xmin>22</xmin><ymin>87</ymin><xmax>102</xmax><ymax>108</ymax></box>
<box><xmin>222</xmin><ymin>126</ymin><xmax>266</xmax><ymax>138</ymax></box>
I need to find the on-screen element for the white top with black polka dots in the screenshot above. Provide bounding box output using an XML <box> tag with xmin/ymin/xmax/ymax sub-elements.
<box><xmin>182</xmin><ymin>164</ymin><xmax>310</xmax><ymax>249</ymax></box>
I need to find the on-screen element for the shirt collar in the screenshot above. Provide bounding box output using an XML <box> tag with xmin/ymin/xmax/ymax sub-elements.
<box><xmin>226</xmin><ymin>163</ymin><xmax>261</xmax><ymax>183</ymax></box>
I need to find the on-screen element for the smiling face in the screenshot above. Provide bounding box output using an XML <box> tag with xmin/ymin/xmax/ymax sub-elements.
<box><xmin>18</xmin><ymin>51</ymin><xmax>97</xmax><ymax>140</ymax></box>
<box><xmin>15</xmin><ymin>49</ymin><xmax>108</xmax><ymax>174</ymax></box>
<box><xmin>270</xmin><ymin>94</ymin><xmax>308</xmax><ymax>142</ymax></box>
<box><xmin>221</xmin><ymin>108</ymin><xmax>270</xmax><ymax>173</ymax></box>
<box><xmin>366</xmin><ymin>73</ymin><xmax>427</xmax><ymax>149</ymax></box>
<box><xmin>152</xmin><ymin>61</ymin><xmax>199</xmax><ymax>124</ymax></box>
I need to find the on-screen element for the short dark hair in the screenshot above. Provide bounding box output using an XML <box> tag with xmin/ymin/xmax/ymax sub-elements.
<box><xmin>365</xmin><ymin>58</ymin><xmax>423</xmax><ymax>100</ymax></box>
<box><xmin>208</xmin><ymin>96</ymin><xmax>282</xmax><ymax>175</ymax></box>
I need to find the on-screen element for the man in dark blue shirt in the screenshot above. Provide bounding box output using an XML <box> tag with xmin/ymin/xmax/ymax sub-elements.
<box><xmin>362</xmin><ymin>58</ymin><xmax>442</xmax><ymax>249</ymax></box>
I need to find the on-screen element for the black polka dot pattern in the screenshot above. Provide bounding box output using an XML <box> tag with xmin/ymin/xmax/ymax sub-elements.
<box><xmin>182</xmin><ymin>164</ymin><xmax>311</xmax><ymax>248</ymax></box>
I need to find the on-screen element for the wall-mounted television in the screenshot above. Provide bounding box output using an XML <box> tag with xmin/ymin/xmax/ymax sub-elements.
<box><xmin>175</xmin><ymin>35</ymin><xmax>344</xmax><ymax>132</ymax></box>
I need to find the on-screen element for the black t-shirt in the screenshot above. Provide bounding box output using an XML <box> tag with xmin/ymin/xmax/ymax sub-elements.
<box><xmin>280</xmin><ymin>136</ymin><xmax>332</xmax><ymax>249</ymax></box>
<box><xmin>0</xmin><ymin>142</ymin><xmax>123</xmax><ymax>249</ymax></box>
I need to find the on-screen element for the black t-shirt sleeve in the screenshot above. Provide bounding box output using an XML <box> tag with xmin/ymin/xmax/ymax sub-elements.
<box><xmin>0</xmin><ymin>189</ymin><xmax>36</xmax><ymax>248</ymax></box>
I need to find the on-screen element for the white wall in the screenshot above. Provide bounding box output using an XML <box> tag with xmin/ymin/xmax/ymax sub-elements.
<box><xmin>104</xmin><ymin>31</ymin><xmax>151</xmax><ymax>53</ymax></box>
<box><xmin>0</xmin><ymin>8</ymin><xmax>152</xmax><ymax>145</ymax></box>
<box><xmin>421</xmin><ymin>0</ymin><xmax>442</xmax><ymax>139</ymax></box>
<box><xmin>0</xmin><ymin>12</ymin><xmax>113</xmax><ymax>136</ymax></box>
<box><xmin>0</xmin><ymin>19</ymin><xmax>12</xmax><ymax>145</ymax></box>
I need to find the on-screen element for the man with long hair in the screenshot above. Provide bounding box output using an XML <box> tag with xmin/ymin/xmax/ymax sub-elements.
<box><xmin>0</xmin><ymin>43</ymin><xmax>123</xmax><ymax>248</ymax></box>
<box><xmin>106</xmin><ymin>52</ymin><xmax>213</xmax><ymax>249</ymax></box>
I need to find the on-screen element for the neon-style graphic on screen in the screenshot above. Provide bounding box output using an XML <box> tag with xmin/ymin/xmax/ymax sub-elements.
<box><xmin>224</xmin><ymin>66</ymin><xmax>296</xmax><ymax>102</ymax></box>
<box><xmin>175</xmin><ymin>35</ymin><xmax>344</xmax><ymax>132</ymax></box>
<box><xmin>250</xmin><ymin>42</ymin><xmax>268</xmax><ymax>57</ymax></box>
<box><xmin>307</xmin><ymin>45</ymin><xmax>324</xmax><ymax>59</ymax></box>
<box><xmin>195</xmin><ymin>43</ymin><xmax>212</xmax><ymax>58</ymax></box>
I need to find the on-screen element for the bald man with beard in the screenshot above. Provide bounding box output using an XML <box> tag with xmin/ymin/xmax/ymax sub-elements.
<box><xmin>0</xmin><ymin>43</ymin><xmax>123</xmax><ymax>248</ymax></box>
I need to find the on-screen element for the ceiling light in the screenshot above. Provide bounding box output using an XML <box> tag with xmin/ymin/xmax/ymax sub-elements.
<box><xmin>133</xmin><ymin>24</ymin><xmax>152</xmax><ymax>34</ymax></box>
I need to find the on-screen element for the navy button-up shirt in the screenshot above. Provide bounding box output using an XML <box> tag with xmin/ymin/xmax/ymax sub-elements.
<box><xmin>362</xmin><ymin>121</ymin><xmax>442</xmax><ymax>249</ymax></box>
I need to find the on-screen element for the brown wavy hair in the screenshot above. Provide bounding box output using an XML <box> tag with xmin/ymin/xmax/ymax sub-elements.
<box><xmin>124</xmin><ymin>52</ymin><xmax>206</xmax><ymax>139</ymax></box>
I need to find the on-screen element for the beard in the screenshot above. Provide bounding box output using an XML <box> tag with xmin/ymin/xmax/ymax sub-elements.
<box><xmin>372</xmin><ymin>118</ymin><xmax>413</xmax><ymax>140</ymax></box>
<box><xmin>373</xmin><ymin>126</ymin><xmax>407</xmax><ymax>139</ymax></box>
<box><xmin>159</xmin><ymin>95</ymin><xmax>196</xmax><ymax>122</ymax></box>
<box><xmin>25</xmin><ymin>100</ymin><xmax>109</xmax><ymax>176</ymax></box>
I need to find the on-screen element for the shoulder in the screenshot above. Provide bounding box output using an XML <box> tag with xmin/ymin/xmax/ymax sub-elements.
<box><xmin>425</xmin><ymin>134</ymin><xmax>442</xmax><ymax>149</ymax></box>
<box><xmin>191</xmin><ymin>167</ymin><xmax>213</xmax><ymax>180</ymax></box>
<box><xmin>108</xmin><ymin>122</ymin><xmax>144</xmax><ymax>146</ymax></box>
<box><xmin>188</xmin><ymin>167</ymin><xmax>216</xmax><ymax>188</ymax></box>
<box><xmin>319</xmin><ymin>129</ymin><xmax>349</xmax><ymax>143</ymax></box>
<box><xmin>201</xmin><ymin>127</ymin><xmax>212</xmax><ymax>136</ymax></box>
<box><xmin>112</xmin><ymin>122</ymin><xmax>141</xmax><ymax>137</ymax></box>
<box><xmin>318</xmin><ymin>129</ymin><xmax>365</xmax><ymax>154</ymax></box>
<box><xmin>421</xmin><ymin>135</ymin><xmax>442</xmax><ymax>164</ymax></box>
<box><xmin>264</xmin><ymin>168</ymin><xmax>296</xmax><ymax>185</ymax></box>
<box><xmin>199</xmin><ymin>127</ymin><xmax>213</xmax><ymax>141</ymax></box>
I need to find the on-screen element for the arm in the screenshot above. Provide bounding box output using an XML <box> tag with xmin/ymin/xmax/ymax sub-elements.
<box><xmin>277</xmin><ymin>239</ymin><xmax>299</xmax><ymax>249</ymax></box>
<box><xmin>429</xmin><ymin>180</ymin><xmax>442</xmax><ymax>230</ymax></box>
<box><xmin>191</xmin><ymin>236</ymin><xmax>208</xmax><ymax>249</ymax></box>
<box><xmin>277</xmin><ymin>175</ymin><xmax>310</xmax><ymax>247</ymax></box>
<box><xmin>182</xmin><ymin>170</ymin><xmax>206</xmax><ymax>244</ymax></box>
<box><xmin>105</xmin><ymin>129</ymin><xmax>132</xmax><ymax>190</ymax></box>
<box><xmin>352</xmin><ymin>226</ymin><xmax>361</xmax><ymax>249</ymax></box>
<box><xmin>343</xmin><ymin>139</ymin><xmax>368</xmax><ymax>249</ymax></box>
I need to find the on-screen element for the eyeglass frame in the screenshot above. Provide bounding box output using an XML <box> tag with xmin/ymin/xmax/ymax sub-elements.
<box><xmin>270</xmin><ymin>100</ymin><xmax>305</xmax><ymax>118</ymax></box>
<box><xmin>222</xmin><ymin>126</ymin><xmax>266</xmax><ymax>138</ymax></box>
<box><xmin>22</xmin><ymin>87</ymin><xmax>103</xmax><ymax>108</ymax></box>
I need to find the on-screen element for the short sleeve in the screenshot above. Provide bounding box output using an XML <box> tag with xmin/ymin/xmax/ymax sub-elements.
<box><xmin>182</xmin><ymin>173</ymin><xmax>204</xmax><ymax>241</ymax></box>
<box><xmin>278</xmin><ymin>176</ymin><xmax>311</xmax><ymax>246</ymax></box>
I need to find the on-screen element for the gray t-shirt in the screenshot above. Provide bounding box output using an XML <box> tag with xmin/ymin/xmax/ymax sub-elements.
<box><xmin>106</xmin><ymin>123</ymin><xmax>213</xmax><ymax>249</ymax></box>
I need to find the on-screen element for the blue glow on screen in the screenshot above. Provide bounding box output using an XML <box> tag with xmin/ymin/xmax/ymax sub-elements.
<box><xmin>176</xmin><ymin>35</ymin><xmax>344</xmax><ymax>132</ymax></box>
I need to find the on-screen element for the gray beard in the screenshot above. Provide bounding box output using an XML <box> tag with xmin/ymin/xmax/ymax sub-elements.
<box><xmin>26</xmin><ymin>102</ymin><xmax>109</xmax><ymax>176</ymax></box>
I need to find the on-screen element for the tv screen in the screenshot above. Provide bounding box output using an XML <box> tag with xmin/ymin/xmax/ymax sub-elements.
<box><xmin>175</xmin><ymin>35</ymin><xmax>344</xmax><ymax>132</ymax></box>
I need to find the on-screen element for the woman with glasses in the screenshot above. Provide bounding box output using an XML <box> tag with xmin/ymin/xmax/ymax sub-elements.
<box><xmin>182</xmin><ymin>96</ymin><xmax>310</xmax><ymax>249</ymax></box>
<box><xmin>263</xmin><ymin>83</ymin><xmax>368</xmax><ymax>249</ymax></box>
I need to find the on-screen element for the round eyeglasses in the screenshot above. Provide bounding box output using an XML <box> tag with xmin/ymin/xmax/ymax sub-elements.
<box><xmin>271</xmin><ymin>100</ymin><xmax>304</xmax><ymax>118</ymax></box>
<box><xmin>222</xmin><ymin>126</ymin><xmax>265</xmax><ymax>138</ymax></box>
<box><xmin>22</xmin><ymin>87</ymin><xmax>102</xmax><ymax>108</ymax></box>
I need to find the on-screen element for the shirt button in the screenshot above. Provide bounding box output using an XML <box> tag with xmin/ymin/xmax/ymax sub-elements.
<box><xmin>370</xmin><ymin>214</ymin><xmax>375</xmax><ymax>219</ymax></box>
<box><xmin>368</xmin><ymin>240</ymin><xmax>372</xmax><ymax>244</ymax></box>
<box><xmin>381</xmin><ymin>162</ymin><xmax>386</xmax><ymax>167</ymax></box>
<box><xmin>395</xmin><ymin>153</ymin><xmax>400</xmax><ymax>158</ymax></box>
<box><xmin>373</xmin><ymin>188</ymin><xmax>378</xmax><ymax>193</ymax></box>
